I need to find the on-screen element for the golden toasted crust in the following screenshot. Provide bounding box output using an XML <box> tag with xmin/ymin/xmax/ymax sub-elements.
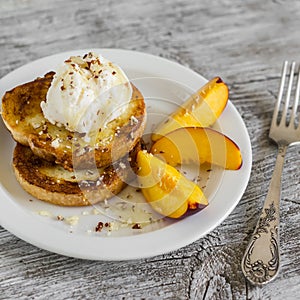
<box><xmin>12</xmin><ymin>142</ymin><xmax>141</xmax><ymax>206</ymax></box>
<box><xmin>2</xmin><ymin>72</ymin><xmax>146</xmax><ymax>171</ymax></box>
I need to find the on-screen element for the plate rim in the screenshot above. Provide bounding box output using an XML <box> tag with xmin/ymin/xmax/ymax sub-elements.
<box><xmin>0</xmin><ymin>48</ymin><xmax>252</xmax><ymax>260</ymax></box>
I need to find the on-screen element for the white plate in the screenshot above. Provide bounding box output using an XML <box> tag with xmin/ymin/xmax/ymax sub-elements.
<box><xmin>0</xmin><ymin>49</ymin><xmax>252</xmax><ymax>260</ymax></box>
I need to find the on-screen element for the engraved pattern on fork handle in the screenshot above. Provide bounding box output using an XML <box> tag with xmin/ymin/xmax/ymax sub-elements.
<box><xmin>241</xmin><ymin>144</ymin><xmax>287</xmax><ymax>286</ymax></box>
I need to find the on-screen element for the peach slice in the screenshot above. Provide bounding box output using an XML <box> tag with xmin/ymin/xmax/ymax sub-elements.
<box><xmin>137</xmin><ymin>151</ymin><xmax>208</xmax><ymax>218</ymax></box>
<box><xmin>152</xmin><ymin>77</ymin><xmax>229</xmax><ymax>141</ymax></box>
<box><xmin>151</xmin><ymin>127</ymin><xmax>242</xmax><ymax>170</ymax></box>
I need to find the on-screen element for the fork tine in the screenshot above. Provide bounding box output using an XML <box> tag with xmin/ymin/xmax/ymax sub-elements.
<box><xmin>281</xmin><ymin>61</ymin><xmax>296</xmax><ymax>126</ymax></box>
<box><xmin>289</xmin><ymin>64</ymin><xmax>300</xmax><ymax>129</ymax></box>
<box><xmin>272</xmin><ymin>61</ymin><xmax>288</xmax><ymax>126</ymax></box>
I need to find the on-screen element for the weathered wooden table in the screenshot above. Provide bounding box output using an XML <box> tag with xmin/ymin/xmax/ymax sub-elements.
<box><xmin>0</xmin><ymin>1</ymin><xmax>299</xmax><ymax>299</ymax></box>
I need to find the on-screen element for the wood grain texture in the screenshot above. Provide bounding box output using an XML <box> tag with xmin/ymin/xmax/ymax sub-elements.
<box><xmin>0</xmin><ymin>0</ymin><xmax>299</xmax><ymax>299</ymax></box>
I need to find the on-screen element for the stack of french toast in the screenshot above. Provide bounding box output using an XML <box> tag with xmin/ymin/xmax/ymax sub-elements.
<box><xmin>1</xmin><ymin>70</ymin><xmax>146</xmax><ymax>206</ymax></box>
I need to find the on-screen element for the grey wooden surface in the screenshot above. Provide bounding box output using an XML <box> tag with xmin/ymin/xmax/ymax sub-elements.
<box><xmin>0</xmin><ymin>0</ymin><xmax>299</xmax><ymax>299</ymax></box>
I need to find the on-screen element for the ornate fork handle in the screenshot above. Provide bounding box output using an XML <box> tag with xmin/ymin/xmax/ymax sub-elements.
<box><xmin>241</xmin><ymin>144</ymin><xmax>287</xmax><ymax>286</ymax></box>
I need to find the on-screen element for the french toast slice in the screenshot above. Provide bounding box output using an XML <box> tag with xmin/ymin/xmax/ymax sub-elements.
<box><xmin>2</xmin><ymin>72</ymin><xmax>146</xmax><ymax>171</ymax></box>
<box><xmin>13</xmin><ymin>142</ymin><xmax>141</xmax><ymax>206</ymax></box>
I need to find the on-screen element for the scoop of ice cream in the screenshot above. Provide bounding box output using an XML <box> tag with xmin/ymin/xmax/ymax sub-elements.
<box><xmin>41</xmin><ymin>52</ymin><xmax>132</xmax><ymax>137</ymax></box>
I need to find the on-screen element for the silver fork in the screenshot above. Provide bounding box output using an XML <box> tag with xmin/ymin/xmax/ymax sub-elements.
<box><xmin>241</xmin><ymin>61</ymin><xmax>300</xmax><ymax>286</ymax></box>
